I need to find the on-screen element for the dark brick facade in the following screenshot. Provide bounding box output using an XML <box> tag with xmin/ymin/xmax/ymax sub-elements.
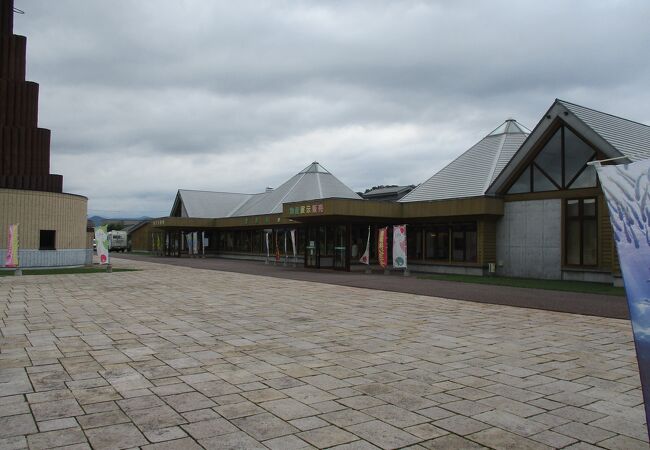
<box><xmin>0</xmin><ymin>0</ymin><xmax>62</xmax><ymax>193</ymax></box>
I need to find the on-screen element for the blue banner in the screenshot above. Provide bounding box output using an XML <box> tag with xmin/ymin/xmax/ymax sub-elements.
<box><xmin>596</xmin><ymin>160</ymin><xmax>650</xmax><ymax>437</ymax></box>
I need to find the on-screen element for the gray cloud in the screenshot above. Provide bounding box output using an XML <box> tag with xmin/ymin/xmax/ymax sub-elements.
<box><xmin>13</xmin><ymin>0</ymin><xmax>650</xmax><ymax>217</ymax></box>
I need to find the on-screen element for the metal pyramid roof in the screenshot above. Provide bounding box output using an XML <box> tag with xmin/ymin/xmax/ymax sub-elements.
<box><xmin>233</xmin><ymin>162</ymin><xmax>360</xmax><ymax>216</ymax></box>
<box><xmin>399</xmin><ymin>120</ymin><xmax>529</xmax><ymax>202</ymax></box>
<box><xmin>172</xmin><ymin>162</ymin><xmax>360</xmax><ymax>218</ymax></box>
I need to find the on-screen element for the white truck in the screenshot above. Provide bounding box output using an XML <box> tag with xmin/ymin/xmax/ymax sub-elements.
<box><xmin>107</xmin><ymin>230</ymin><xmax>128</xmax><ymax>252</ymax></box>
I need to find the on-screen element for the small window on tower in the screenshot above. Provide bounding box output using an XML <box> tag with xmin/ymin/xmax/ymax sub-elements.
<box><xmin>39</xmin><ymin>230</ymin><xmax>56</xmax><ymax>250</ymax></box>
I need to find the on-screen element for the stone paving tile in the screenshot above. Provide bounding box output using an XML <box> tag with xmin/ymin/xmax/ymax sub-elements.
<box><xmin>180</xmin><ymin>417</ymin><xmax>238</xmax><ymax>439</ymax></box>
<box><xmin>126</xmin><ymin>404</ymin><xmax>187</xmax><ymax>431</ymax></box>
<box><xmin>232</xmin><ymin>412</ymin><xmax>298</xmax><ymax>440</ymax></box>
<box><xmin>433</xmin><ymin>415</ymin><xmax>491</xmax><ymax>436</ymax></box>
<box><xmin>77</xmin><ymin>410</ymin><xmax>130</xmax><ymax>429</ymax></box>
<box><xmin>85</xmin><ymin>422</ymin><xmax>148</xmax><ymax>449</ymax></box>
<box><xmin>362</xmin><ymin>404</ymin><xmax>429</xmax><ymax>428</ymax></box>
<box><xmin>142</xmin><ymin>437</ymin><xmax>203</xmax><ymax>450</ymax></box>
<box><xmin>199</xmin><ymin>431</ymin><xmax>266</xmax><ymax>449</ymax></box>
<box><xmin>469</xmin><ymin>427</ymin><xmax>553</xmax><ymax>450</ymax></box>
<box><xmin>0</xmin><ymin>414</ymin><xmax>37</xmax><ymax>438</ymax></box>
<box><xmin>298</xmin><ymin>425</ymin><xmax>359</xmax><ymax>448</ymax></box>
<box><xmin>143</xmin><ymin>425</ymin><xmax>188</xmax><ymax>443</ymax></box>
<box><xmin>1</xmin><ymin>258</ymin><xmax>648</xmax><ymax>449</ymax></box>
<box><xmin>346</xmin><ymin>419</ymin><xmax>421</xmax><ymax>449</ymax></box>
<box><xmin>26</xmin><ymin>427</ymin><xmax>88</xmax><ymax>450</ymax></box>
<box><xmin>259</xmin><ymin>397</ymin><xmax>319</xmax><ymax>420</ymax></box>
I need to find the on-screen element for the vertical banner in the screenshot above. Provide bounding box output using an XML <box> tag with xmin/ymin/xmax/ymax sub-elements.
<box><xmin>596</xmin><ymin>160</ymin><xmax>650</xmax><ymax>435</ymax></box>
<box><xmin>393</xmin><ymin>225</ymin><xmax>407</xmax><ymax>269</ymax></box>
<box><xmin>283</xmin><ymin>230</ymin><xmax>288</xmax><ymax>264</ymax></box>
<box><xmin>192</xmin><ymin>231</ymin><xmax>199</xmax><ymax>255</ymax></box>
<box><xmin>290</xmin><ymin>229</ymin><xmax>297</xmax><ymax>258</ymax></box>
<box><xmin>265</xmin><ymin>230</ymin><xmax>270</xmax><ymax>260</ymax></box>
<box><xmin>360</xmin><ymin>225</ymin><xmax>370</xmax><ymax>264</ymax></box>
<box><xmin>5</xmin><ymin>224</ymin><xmax>19</xmax><ymax>267</ymax></box>
<box><xmin>185</xmin><ymin>233</ymin><xmax>193</xmax><ymax>255</ymax></box>
<box><xmin>95</xmin><ymin>225</ymin><xmax>110</xmax><ymax>265</ymax></box>
<box><xmin>275</xmin><ymin>231</ymin><xmax>281</xmax><ymax>262</ymax></box>
<box><xmin>377</xmin><ymin>227</ymin><xmax>388</xmax><ymax>268</ymax></box>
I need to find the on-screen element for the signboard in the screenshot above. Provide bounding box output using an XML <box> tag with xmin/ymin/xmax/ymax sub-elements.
<box><xmin>94</xmin><ymin>225</ymin><xmax>110</xmax><ymax>265</ymax></box>
<box><xmin>377</xmin><ymin>227</ymin><xmax>388</xmax><ymax>268</ymax></box>
<box><xmin>288</xmin><ymin>203</ymin><xmax>325</xmax><ymax>215</ymax></box>
<box><xmin>393</xmin><ymin>225</ymin><xmax>407</xmax><ymax>268</ymax></box>
<box><xmin>595</xmin><ymin>160</ymin><xmax>650</xmax><ymax>435</ymax></box>
<box><xmin>5</xmin><ymin>224</ymin><xmax>19</xmax><ymax>267</ymax></box>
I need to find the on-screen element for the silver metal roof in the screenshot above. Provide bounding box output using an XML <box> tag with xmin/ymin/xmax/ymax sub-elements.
<box><xmin>558</xmin><ymin>100</ymin><xmax>650</xmax><ymax>161</ymax></box>
<box><xmin>173</xmin><ymin>162</ymin><xmax>360</xmax><ymax>218</ymax></box>
<box><xmin>399</xmin><ymin>120</ymin><xmax>529</xmax><ymax>202</ymax></box>
<box><xmin>173</xmin><ymin>190</ymin><xmax>258</xmax><ymax>218</ymax></box>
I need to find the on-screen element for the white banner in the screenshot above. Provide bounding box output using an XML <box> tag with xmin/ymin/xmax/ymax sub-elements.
<box><xmin>192</xmin><ymin>231</ymin><xmax>199</xmax><ymax>255</ymax></box>
<box><xmin>360</xmin><ymin>226</ymin><xmax>370</xmax><ymax>264</ymax></box>
<box><xmin>290</xmin><ymin>229</ymin><xmax>297</xmax><ymax>257</ymax></box>
<box><xmin>94</xmin><ymin>225</ymin><xmax>110</xmax><ymax>265</ymax></box>
<box><xmin>392</xmin><ymin>224</ymin><xmax>407</xmax><ymax>268</ymax></box>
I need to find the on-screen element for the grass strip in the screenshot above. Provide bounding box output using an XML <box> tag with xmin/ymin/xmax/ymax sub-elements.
<box><xmin>417</xmin><ymin>273</ymin><xmax>625</xmax><ymax>296</ymax></box>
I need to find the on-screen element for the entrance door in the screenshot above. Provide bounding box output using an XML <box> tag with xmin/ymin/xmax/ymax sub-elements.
<box><xmin>333</xmin><ymin>225</ymin><xmax>348</xmax><ymax>271</ymax></box>
<box><xmin>305</xmin><ymin>226</ymin><xmax>319</xmax><ymax>268</ymax></box>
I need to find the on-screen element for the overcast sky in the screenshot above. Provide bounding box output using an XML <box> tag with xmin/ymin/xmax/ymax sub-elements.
<box><xmin>13</xmin><ymin>0</ymin><xmax>650</xmax><ymax>218</ymax></box>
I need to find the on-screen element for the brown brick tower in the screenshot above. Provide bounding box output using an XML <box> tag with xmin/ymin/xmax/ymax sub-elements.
<box><xmin>0</xmin><ymin>0</ymin><xmax>62</xmax><ymax>192</ymax></box>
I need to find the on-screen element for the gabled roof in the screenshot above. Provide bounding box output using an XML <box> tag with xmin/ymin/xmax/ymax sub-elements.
<box><xmin>399</xmin><ymin>119</ymin><xmax>529</xmax><ymax>202</ymax></box>
<box><xmin>171</xmin><ymin>190</ymin><xmax>258</xmax><ymax>218</ymax></box>
<box><xmin>172</xmin><ymin>162</ymin><xmax>360</xmax><ymax>219</ymax></box>
<box><xmin>487</xmin><ymin>99</ymin><xmax>650</xmax><ymax>195</ymax></box>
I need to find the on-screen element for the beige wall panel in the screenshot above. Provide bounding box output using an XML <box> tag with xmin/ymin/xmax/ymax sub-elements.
<box><xmin>0</xmin><ymin>188</ymin><xmax>87</xmax><ymax>249</ymax></box>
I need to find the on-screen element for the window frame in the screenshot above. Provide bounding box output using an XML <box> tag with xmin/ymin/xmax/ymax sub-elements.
<box><xmin>564</xmin><ymin>197</ymin><xmax>598</xmax><ymax>267</ymax></box>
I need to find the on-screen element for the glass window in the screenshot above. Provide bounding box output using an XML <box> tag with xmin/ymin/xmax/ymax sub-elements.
<box><xmin>564</xmin><ymin>128</ymin><xmax>596</xmax><ymax>183</ymax></box>
<box><xmin>39</xmin><ymin>230</ymin><xmax>56</xmax><ymax>250</ymax></box>
<box><xmin>533</xmin><ymin>165</ymin><xmax>558</xmax><ymax>192</ymax></box>
<box><xmin>565</xmin><ymin>198</ymin><xmax>597</xmax><ymax>266</ymax></box>
<box><xmin>534</xmin><ymin>128</ymin><xmax>562</xmax><ymax>185</ymax></box>
<box><xmin>507</xmin><ymin>168</ymin><xmax>531</xmax><ymax>194</ymax></box>
<box><xmin>425</xmin><ymin>225</ymin><xmax>449</xmax><ymax>260</ymax></box>
<box><xmin>407</xmin><ymin>228</ymin><xmax>423</xmax><ymax>260</ymax></box>
<box><xmin>506</xmin><ymin>125</ymin><xmax>598</xmax><ymax>193</ymax></box>
<box><xmin>451</xmin><ymin>223</ymin><xmax>478</xmax><ymax>262</ymax></box>
<box><xmin>568</xmin><ymin>165</ymin><xmax>597</xmax><ymax>189</ymax></box>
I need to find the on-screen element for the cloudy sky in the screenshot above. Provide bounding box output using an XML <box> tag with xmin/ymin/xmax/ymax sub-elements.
<box><xmin>13</xmin><ymin>0</ymin><xmax>650</xmax><ymax>218</ymax></box>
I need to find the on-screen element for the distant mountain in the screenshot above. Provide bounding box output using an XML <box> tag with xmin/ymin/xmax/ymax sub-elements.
<box><xmin>87</xmin><ymin>216</ymin><xmax>152</xmax><ymax>225</ymax></box>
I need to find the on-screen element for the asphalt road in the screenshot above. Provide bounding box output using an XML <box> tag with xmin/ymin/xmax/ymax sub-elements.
<box><xmin>115</xmin><ymin>254</ymin><xmax>630</xmax><ymax>320</ymax></box>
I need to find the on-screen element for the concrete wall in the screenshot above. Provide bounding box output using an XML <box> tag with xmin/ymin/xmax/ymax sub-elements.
<box><xmin>496</xmin><ymin>199</ymin><xmax>562</xmax><ymax>279</ymax></box>
<box><xmin>0</xmin><ymin>188</ymin><xmax>88</xmax><ymax>267</ymax></box>
<box><xmin>0</xmin><ymin>248</ymin><xmax>92</xmax><ymax>267</ymax></box>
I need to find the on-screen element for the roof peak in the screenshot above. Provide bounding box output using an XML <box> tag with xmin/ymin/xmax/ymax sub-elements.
<box><xmin>299</xmin><ymin>162</ymin><xmax>330</xmax><ymax>174</ymax></box>
<box><xmin>488</xmin><ymin>119</ymin><xmax>531</xmax><ymax>136</ymax></box>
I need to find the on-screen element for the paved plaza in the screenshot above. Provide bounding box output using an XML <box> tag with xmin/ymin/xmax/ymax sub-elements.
<box><xmin>0</xmin><ymin>259</ymin><xmax>647</xmax><ymax>449</ymax></box>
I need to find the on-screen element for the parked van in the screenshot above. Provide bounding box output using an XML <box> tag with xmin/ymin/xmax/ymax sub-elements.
<box><xmin>107</xmin><ymin>230</ymin><xmax>128</xmax><ymax>252</ymax></box>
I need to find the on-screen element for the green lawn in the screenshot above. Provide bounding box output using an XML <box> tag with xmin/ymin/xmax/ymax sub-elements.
<box><xmin>417</xmin><ymin>273</ymin><xmax>625</xmax><ymax>296</ymax></box>
<box><xmin>0</xmin><ymin>267</ymin><xmax>139</xmax><ymax>276</ymax></box>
